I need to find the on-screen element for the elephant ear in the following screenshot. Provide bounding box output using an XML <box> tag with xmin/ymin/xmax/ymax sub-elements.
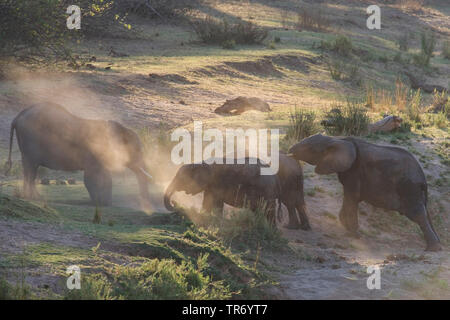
<box><xmin>315</xmin><ymin>139</ymin><xmax>356</xmax><ymax>175</ymax></box>
<box><xmin>192</xmin><ymin>163</ymin><xmax>212</xmax><ymax>189</ymax></box>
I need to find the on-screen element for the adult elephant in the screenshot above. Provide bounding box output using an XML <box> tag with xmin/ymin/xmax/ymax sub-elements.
<box><xmin>164</xmin><ymin>158</ymin><xmax>280</xmax><ymax>225</ymax></box>
<box><xmin>278</xmin><ymin>153</ymin><xmax>310</xmax><ymax>230</ymax></box>
<box><xmin>5</xmin><ymin>104</ymin><xmax>153</xmax><ymax>207</ymax></box>
<box><xmin>288</xmin><ymin>134</ymin><xmax>441</xmax><ymax>251</ymax></box>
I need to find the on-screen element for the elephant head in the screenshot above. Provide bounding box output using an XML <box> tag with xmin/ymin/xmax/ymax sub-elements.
<box><xmin>164</xmin><ymin>163</ymin><xmax>212</xmax><ymax>211</ymax></box>
<box><xmin>288</xmin><ymin>134</ymin><xmax>356</xmax><ymax>175</ymax></box>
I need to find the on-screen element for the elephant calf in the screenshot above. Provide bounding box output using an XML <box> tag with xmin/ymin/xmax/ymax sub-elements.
<box><xmin>164</xmin><ymin>158</ymin><xmax>281</xmax><ymax>225</ymax></box>
<box><xmin>289</xmin><ymin>134</ymin><xmax>441</xmax><ymax>251</ymax></box>
<box><xmin>278</xmin><ymin>153</ymin><xmax>310</xmax><ymax>230</ymax></box>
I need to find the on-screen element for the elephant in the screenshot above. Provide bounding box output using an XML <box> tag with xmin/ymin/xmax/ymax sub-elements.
<box><xmin>278</xmin><ymin>153</ymin><xmax>311</xmax><ymax>230</ymax></box>
<box><xmin>164</xmin><ymin>158</ymin><xmax>281</xmax><ymax>225</ymax></box>
<box><xmin>5</xmin><ymin>103</ymin><xmax>153</xmax><ymax>207</ymax></box>
<box><xmin>288</xmin><ymin>134</ymin><xmax>441</xmax><ymax>251</ymax></box>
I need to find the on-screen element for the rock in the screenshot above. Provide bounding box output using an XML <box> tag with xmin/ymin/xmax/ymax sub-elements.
<box><xmin>368</xmin><ymin>115</ymin><xmax>403</xmax><ymax>133</ymax></box>
<box><xmin>40</xmin><ymin>178</ymin><xmax>50</xmax><ymax>185</ymax></box>
<box><xmin>214</xmin><ymin>97</ymin><xmax>271</xmax><ymax>115</ymax></box>
<box><xmin>86</xmin><ymin>64</ymin><xmax>96</xmax><ymax>70</ymax></box>
<box><xmin>67</xmin><ymin>178</ymin><xmax>76</xmax><ymax>185</ymax></box>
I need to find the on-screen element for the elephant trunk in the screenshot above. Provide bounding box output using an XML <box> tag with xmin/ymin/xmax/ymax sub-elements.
<box><xmin>164</xmin><ymin>181</ymin><xmax>177</xmax><ymax>212</ymax></box>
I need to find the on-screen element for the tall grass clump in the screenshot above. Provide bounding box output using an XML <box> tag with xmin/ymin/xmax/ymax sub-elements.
<box><xmin>322</xmin><ymin>101</ymin><xmax>370</xmax><ymax>136</ymax></box>
<box><xmin>192</xmin><ymin>16</ymin><xmax>268</xmax><ymax>46</ymax></box>
<box><xmin>216</xmin><ymin>206</ymin><xmax>285</xmax><ymax>248</ymax></box>
<box><xmin>406</xmin><ymin>89</ymin><xmax>423</xmax><ymax>125</ymax></box>
<box><xmin>285</xmin><ymin>109</ymin><xmax>320</xmax><ymax>142</ymax></box>
<box><xmin>413</xmin><ymin>32</ymin><xmax>436</xmax><ymax>67</ymax></box>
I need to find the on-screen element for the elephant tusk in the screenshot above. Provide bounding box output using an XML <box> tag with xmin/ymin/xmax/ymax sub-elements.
<box><xmin>286</xmin><ymin>153</ymin><xmax>295</xmax><ymax>157</ymax></box>
<box><xmin>140</xmin><ymin>168</ymin><xmax>153</xmax><ymax>181</ymax></box>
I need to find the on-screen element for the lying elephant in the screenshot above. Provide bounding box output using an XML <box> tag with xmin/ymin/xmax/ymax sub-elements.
<box><xmin>5</xmin><ymin>104</ymin><xmax>153</xmax><ymax>207</ymax></box>
<box><xmin>164</xmin><ymin>158</ymin><xmax>280</xmax><ymax>225</ymax></box>
<box><xmin>289</xmin><ymin>134</ymin><xmax>441</xmax><ymax>251</ymax></box>
<box><xmin>278</xmin><ymin>153</ymin><xmax>310</xmax><ymax>230</ymax></box>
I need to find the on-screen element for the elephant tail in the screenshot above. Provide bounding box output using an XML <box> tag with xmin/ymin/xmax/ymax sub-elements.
<box><xmin>4</xmin><ymin>116</ymin><xmax>17</xmax><ymax>175</ymax></box>
<box><xmin>4</xmin><ymin>108</ymin><xmax>29</xmax><ymax>175</ymax></box>
<box><xmin>275</xmin><ymin>176</ymin><xmax>283</xmax><ymax>222</ymax></box>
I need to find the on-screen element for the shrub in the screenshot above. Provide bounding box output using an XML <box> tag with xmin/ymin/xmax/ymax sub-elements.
<box><xmin>406</xmin><ymin>89</ymin><xmax>423</xmax><ymax>125</ymax></box>
<box><xmin>327</xmin><ymin>58</ymin><xmax>361</xmax><ymax>85</ymax></box>
<box><xmin>442</xmin><ymin>41</ymin><xmax>450</xmax><ymax>60</ymax></box>
<box><xmin>65</xmin><ymin>254</ymin><xmax>233</xmax><ymax>300</ymax></box>
<box><xmin>413</xmin><ymin>32</ymin><xmax>436</xmax><ymax>67</ymax></box>
<box><xmin>323</xmin><ymin>101</ymin><xmax>370</xmax><ymax>136</ymax></box>
<box><xmin>296</xmin><ymin>7</ymin><xmax>330</xmax><ymax>32</ymax></box>
<box><xmin>192</xmin><ymin>16</ymin><xmax>268</xmax><ymax>45</ymax></box>
<box><xmin>285</xmin><ymin>109</ymin><xmax>320</xmax><ymax>142</ymax></box>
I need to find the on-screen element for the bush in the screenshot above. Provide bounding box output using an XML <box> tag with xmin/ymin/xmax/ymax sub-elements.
<box><xmin>0</xmin><ymin>0</ymin><xmax>76</xmax><ymax>61</ymax></box>
<box><xmin>413</xmin><ymin>32</ymin><xmax>436</xmax><ymax>67</ymax></box>
<box><xmin>327</xmin><ymin>58</ymin><xmax>361</xmax><ymax>85</ymax></box>
<box><xmin>192</xmin><ymin>16</ymin><xmax>268</xmax><ymax>45</ymax></box>
<box><xmin>296</xmin><ymin>6</ymin><xmax>330</xmax><ymax>32</ymax></box>
<box><xmin>65</xmin><ymin>255</ymin><xmax>233</xmax><ymax>300</ymax></box>
<box><xmin>285</xmin><ymin>109</ymin><xmax>320</xmax><ymax>142</ymax></box>
<box><xmin>323</xmin><ymin>101</ymin><xmax>370</xmax><ymax>136</ymax></box>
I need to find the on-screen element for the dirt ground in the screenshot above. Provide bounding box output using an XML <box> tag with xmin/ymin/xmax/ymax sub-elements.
<box><xmin>0</xmin><ymin>0</ymin><xmax>449</xmax><ymax>299</ymax></box>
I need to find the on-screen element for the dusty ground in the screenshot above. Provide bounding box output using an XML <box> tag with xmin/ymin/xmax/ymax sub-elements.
<box><xmin>0</xmin><ymin>0</ymin><xmax>449</xmax><ymax>299</ymax></box>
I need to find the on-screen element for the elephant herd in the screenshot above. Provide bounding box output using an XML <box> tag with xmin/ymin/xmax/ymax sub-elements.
<box><xmin>5</xmin><ymin>104</ymin><xmax>442</xmax><ymax>251</ymax></box>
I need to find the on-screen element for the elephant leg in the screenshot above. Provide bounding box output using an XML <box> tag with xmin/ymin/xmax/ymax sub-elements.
<box><xmin>22</xmin><ymin>158</ymin><xmax>39</xmax><ymax>200</ymax></box>
<box><xmin>296</xmin><ymin>203</ymin><xmax>311</xmax><ymax>231</ymax></box>
<box><xmin>266</xmin><ymin>200</ymin><xmax>277</xmax><ymax>227</ymax></box>
<box><xmin>405</xmin><ymin>205</ymin><xmax>441</xmax><ymax>252</ymax></box>
<box><xmin>202</xmin><ymin>191</ymin><xmax>224</xmax><ymax>217</ymax></box>
<box><xmin>84</xmin><ymin>167</ymin><xmax>112</xmax><ymax>206</ymax></box>
<box><xmin>285</xmin><ymin>204</ymin><xmax>301</xmax><ymax>230</ymax></box>
<box><xmin>339</xmin><ymin>193</ymin><xmax>359</xmax><ymax>237</ymax></box>
<box><xmin>132</xmin><ymin>168</ymin><xmax>151</xmax><ymax>210</ymax></box>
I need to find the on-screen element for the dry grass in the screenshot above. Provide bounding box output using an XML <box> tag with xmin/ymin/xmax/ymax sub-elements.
<box><xmin>398</xmin><ymin>0</ymin><xmax>425</xmax><ymax>11</ymax></box>
<box><xmin>365</xmin><ymin>79</ymin><xmax>409</xmax><ymax>112</ymax></box>
<box><xmin>296</xmin><ymin>6</ymin><xmax>330</xmax><ymax>32</ymax></box>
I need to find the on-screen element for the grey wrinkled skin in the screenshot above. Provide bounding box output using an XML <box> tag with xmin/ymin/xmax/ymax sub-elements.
<box><xmin>164</xmin><ymin>158</ymin><xmax>281</xmax><ymax>226</ymax></box>
<box><xmin>278</xmin><ymin>153</ymin><xmax>310</xmax><ymax>230</ymax></box>
<box><xmin>289</xmin><ymin>134</ymin><xmax>441</xmax><ymax>252</ymax></box>
<box><xmin>6</xmin><ymin>104</ymin><xmax>152</xmax><ymax>208</ymax></box>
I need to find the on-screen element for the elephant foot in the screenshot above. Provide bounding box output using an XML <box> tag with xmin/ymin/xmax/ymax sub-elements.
<box><xmin>285</xmin><ymin>222</ymin><xmax>301</xmax><ymax>230</ymax></box>
<box><xmin>346</xmin><ymin>230</ymin><xmax>361</xmax><ymax>239</ymax></box>
<box><xmin>300</xmin><ymin>223</ymin><xmax>312</xmax><ymax>231</ymax></box>
<box><xmin>425</xmin><ymin>242</ymin><xmax>442</xmax><ymax>252</ymax></box>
